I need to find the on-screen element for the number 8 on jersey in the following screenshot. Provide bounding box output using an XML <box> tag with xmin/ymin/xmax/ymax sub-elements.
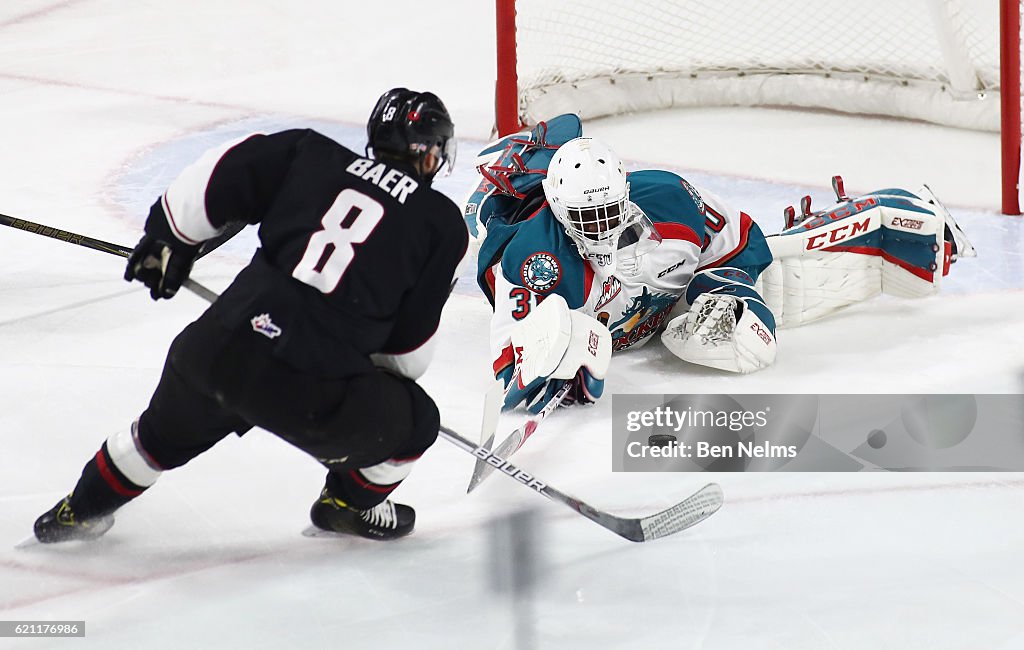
<box><xmin>292</xmin><ymin>188</ymin><xmax>385</xmax><ymax>294</ymax></box>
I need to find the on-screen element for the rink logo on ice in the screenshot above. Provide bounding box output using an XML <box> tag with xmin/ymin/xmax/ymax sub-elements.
<box><xmin>250</xmin><ymin>313</ymin><xmax>282</xmax><ymax>339</ymax></box>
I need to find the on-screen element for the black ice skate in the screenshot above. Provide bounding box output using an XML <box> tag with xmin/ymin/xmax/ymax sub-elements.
<box><xmin>33</xmin><ymin>495</ymin><xmax>114</xmax><ymax>543</ymax></box>
<box><xmin>309</xmin><ymin>489</ymin><xmax>415</xmax><ymax>540</ymax></box>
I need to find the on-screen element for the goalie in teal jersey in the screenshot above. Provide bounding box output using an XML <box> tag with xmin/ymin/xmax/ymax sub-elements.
<box><xmin>465</xmin><ymin>114</ymin><xmax>975</xmax><ymax>413</ymax></box>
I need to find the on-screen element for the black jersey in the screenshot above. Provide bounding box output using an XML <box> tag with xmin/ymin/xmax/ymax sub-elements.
<box><xmin>153</xmin><ymin>128</ymin><xmax>468</xmax><ymax>378</ymax></box>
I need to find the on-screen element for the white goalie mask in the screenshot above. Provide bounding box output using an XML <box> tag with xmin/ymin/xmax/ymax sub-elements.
<box><xmin>542</xmin><ymin>138</ymin><xmax>639</xmax><ymax>272</ymax></box>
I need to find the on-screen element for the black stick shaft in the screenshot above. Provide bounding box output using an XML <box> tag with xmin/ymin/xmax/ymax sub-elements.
<box><xmin>0</xmin><ymin>212</ymin><xmax>133</xmax><ymax>257</ymax></box>
<box><xmin>0</xmin><ymin>212</ymin><xmax>227</xmax><ymax>303</ymax></box>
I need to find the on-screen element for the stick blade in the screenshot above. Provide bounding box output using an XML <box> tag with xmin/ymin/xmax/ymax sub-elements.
<box><xmin>468</xmin><ymin>380</ymin><xmax>571</xmax><ymax>494</ymax></box>
<box><xmin>465</xmin><ymin>380</ymin><xmax>504</xmax><ymax>493</ymax></box>
<box><xmin>637</xmin><ymin>483</ymin><xmax>724</xmax><ymax>542</ymax></box>
<box><xmin>467</xmin><ymin>428</ymin><xmax>523</xmax><ymax>493</ymax></box>
<box><xmin>478</xmin><ymin>379</ymin><xmax>503</xmax><ymax>445</ymax></box>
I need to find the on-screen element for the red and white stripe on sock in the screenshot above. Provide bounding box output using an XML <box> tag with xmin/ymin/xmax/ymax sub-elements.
<box><xmin>95</xmin><ymin>420</ymin><xmax>164</xmax><ymax>497</ymax></box>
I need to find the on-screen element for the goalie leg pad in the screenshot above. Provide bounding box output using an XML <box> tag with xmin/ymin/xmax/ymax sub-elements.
<box><xmin>756</xmin><ymin>250</ymin><xmax>883</xmax><ymax>328</ymax></box>
<box><xmin>759</xmin><ymin>186</ymin><xmax>960</xmax><ymax>327</ymax></box>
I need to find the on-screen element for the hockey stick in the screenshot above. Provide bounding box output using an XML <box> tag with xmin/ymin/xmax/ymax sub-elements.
<box><xmin>0</xmin><ymin>212</ymin><xmax>243</xmax><ymax>303</ymax></box>
<box><xmin>4</xmin><ymin>214</ymin><xmax>723</xmax><ymax>541</ymax></box>
<box><xmin>473</xmin><ymin>378</ymin><xmax>505</xmax><ymax>450</ymax></box>
<box><xmin>441</xmin><ymin>423</ymin><xmax>723</xmax><ymax>542</ymax></box>
<box><xmin>466</xmin><ymin>378</ymin><xmax>573</xmax><ymax>493</ymax></box>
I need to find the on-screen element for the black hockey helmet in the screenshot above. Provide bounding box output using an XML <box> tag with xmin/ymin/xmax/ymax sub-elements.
<box><xmin>366</xmin><ymin>87</ymin><xmax>456</xmax><ymax>181</ymax></box>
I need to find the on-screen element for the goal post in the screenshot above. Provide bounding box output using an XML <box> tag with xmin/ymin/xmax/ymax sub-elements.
<box><xmin>495</xmin><ymin>0</ymin><xmax>1020</xmax><ymax>214</ymax></box>
<box><xmin>1002</xmin><ymin>0</ymin><xmax>1021</xmax><ymax>214</ymax></box>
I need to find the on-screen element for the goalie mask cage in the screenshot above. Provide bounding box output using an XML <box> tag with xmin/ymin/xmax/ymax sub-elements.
<box><xmin>494</xmin><ymin>0</ymin><xmax>1022</xmax><ymax>215</ymax></box>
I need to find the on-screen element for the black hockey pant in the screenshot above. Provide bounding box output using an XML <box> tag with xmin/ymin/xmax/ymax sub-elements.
<box><xmin>71</xmin><ymin>311</ymin><xmax>439</xmax><ymax>517</ymax></box>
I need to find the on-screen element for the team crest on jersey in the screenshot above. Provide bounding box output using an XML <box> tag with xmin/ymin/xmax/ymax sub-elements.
<box><xmin>520</xmin><ymin>252</ymin><xmax>561</xmax><ymax>292</ymax></box>
<box><xmin>251</xmin><ymin>313</ymin><xmax>282</xmax><ymax>339</ymax></box>
<box><xmin>594</xmin><ymin>276</ymin><xmax>621</xmax><ymax>310</ymax></box>
<box><xmin>680</xmin><ymin>178</ymin><xmax>705</xmax><ymax>215</ymax></box>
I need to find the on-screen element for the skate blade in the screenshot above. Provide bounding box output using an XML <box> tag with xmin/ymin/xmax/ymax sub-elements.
<box><xmin>14</xmin><ymin>534</ymin><xmax>40</xmax><ymax>549</ymax></box>
<box><xmin>301</xmin><ymin>525</ymin><xmax>350</xmax><ymax>539</ymax></box>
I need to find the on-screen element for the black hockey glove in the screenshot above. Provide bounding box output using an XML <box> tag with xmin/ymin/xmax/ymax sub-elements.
<box><xmin>124</xmin><ymin>202</ymin><xmax>201</xmax><ymax>300</ymax></box>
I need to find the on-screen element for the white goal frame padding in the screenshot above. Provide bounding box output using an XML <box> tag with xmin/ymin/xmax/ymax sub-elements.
<box><xmin>520</xmin><ymin>71</ymin><xmax>999</xmax><ymax>134</ymax></box>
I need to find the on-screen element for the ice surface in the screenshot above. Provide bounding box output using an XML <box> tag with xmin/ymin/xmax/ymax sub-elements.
<box><xmin>1</xmin><ymin>2</ymin><xmax>1023</xmax><ymax>649</ymax></box>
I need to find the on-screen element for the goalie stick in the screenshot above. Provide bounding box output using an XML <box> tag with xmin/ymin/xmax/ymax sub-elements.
<box><xmin>471</xmin><ymin>377</ymin><xmax>505</xmax><ymax>460</ymax></box>
<box><xmin>466</xmin><ymin>377</ymin><xmax>573</xmax><ymax>493</ymax></box>
<box><xmin>5</xmin><ymin>221</ymin><xmax>723</xmax><ymax>543</ymax></box>
<box><xmin>441</xmin><ymin>424</ymin><xmax>723</xmax><ymax>542</ymax></box>
<box><xmin>0</xmin><ymin>212</ymin><xmax>244</xmax><ymax>303</ymax></box>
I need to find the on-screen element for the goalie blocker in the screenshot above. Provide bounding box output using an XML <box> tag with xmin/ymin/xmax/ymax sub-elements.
<box><xmin>503</xmin><ymin>293</ymin><xmax>613</xmax><ymax>412</ymax></box>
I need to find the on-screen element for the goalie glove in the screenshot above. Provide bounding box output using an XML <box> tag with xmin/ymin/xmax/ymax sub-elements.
<box><xmin>661</xmin><ymin>268</ymin><xmax>777</xmax><ymax>374</ymax></box>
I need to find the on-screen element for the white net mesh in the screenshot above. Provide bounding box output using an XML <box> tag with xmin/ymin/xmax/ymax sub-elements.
<box><xmin>513</xmin><ymin>0</ymin><xmax>1001</xmax><ymax>131</ymax></box>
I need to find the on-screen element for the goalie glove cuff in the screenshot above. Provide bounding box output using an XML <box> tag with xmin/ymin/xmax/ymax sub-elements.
<box><xmin>574</xmin><ymin>366</ymin><xmax>605</xmax><ymax>403</ymax></box>
<box><xmin>522</xmin><ymin>367</ymin><xmax>605</xmax><ymax>415</ymax></box>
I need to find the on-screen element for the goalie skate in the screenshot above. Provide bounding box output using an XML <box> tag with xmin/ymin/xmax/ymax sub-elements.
<box><xmin>917</xmin><ymin>184</ymin><xmax>976</xmax><ymax>261</ymax></box>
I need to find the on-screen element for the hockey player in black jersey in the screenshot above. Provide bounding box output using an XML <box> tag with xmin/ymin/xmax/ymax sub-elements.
<box><xmin>33</xmin><ymin>88</ymin><xmax>468</xmax><ymax>543</ymax></box>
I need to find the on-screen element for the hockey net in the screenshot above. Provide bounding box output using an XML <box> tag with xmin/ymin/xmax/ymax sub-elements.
<box><xmin>495</xmin><ymin>0</ymin><xmax>1020</xmax><ymax>213</ymax></box>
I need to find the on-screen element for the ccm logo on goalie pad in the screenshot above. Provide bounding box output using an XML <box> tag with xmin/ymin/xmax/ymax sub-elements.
<box><xmin>806</xmin><ymin>217</ymin><xmax>871</xmax><ymax>251</ymax></box>
<box><xmin>801</xmin><ymin>197</ymin><xmax>878</xmax><ymax>230</ymax></box>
